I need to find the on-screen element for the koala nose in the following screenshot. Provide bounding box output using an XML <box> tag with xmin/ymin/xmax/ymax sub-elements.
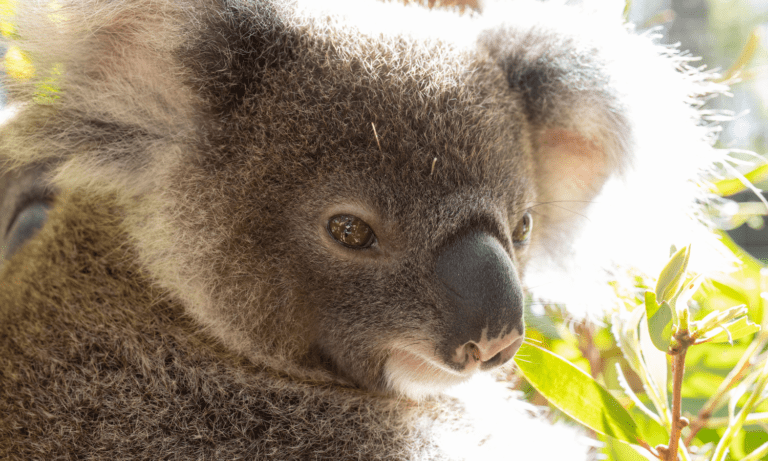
<box><xmin>435</xmin><ymin>230</ymin><xmax>525</xmax><ymax>370</ymax></box>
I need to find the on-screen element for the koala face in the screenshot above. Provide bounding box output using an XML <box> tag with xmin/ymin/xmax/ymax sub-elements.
<box><xmin>174</xmin><ymin>27</ymin><xmax>534</xmax><ymax>398</ymax></box>
<box><xmin>0</xmin><ymin>0</ymin><xmax>726</xmax><ymax>458</ymax></box>
<box><xmin>289</xmin><ymin>146</ymin><xmax>533</xmax><ymax>398</ymax></box>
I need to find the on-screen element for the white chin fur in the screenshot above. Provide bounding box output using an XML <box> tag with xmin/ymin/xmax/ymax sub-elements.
<box><xmin>384</xmin><ymin>349</ymin><xmax>471</xmax><ymax>400</ymax></box>
<box><xmin>384</xmin><ymin>349</ymin><xmax>593</xmax><ymax>459</ymax></box>
<box><xmin>419</xmin><ymin>374</ymin><xmax>594</xmax><ymax>460</ymax></box>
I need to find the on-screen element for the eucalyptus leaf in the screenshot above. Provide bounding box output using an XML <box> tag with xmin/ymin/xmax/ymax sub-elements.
<box><xmin>615</xmin><ymin>362</ymin><xmax>661</xmax><ymax>424</ymax></box>
<box><xmin>628</xmin><ymin>405</ymin><xmax>669</xmax><ymax>448</ymax></box>
<box><xmin>612</xmin><ymin>307</ymin><xmax>646</xmax><ymax>379</ymax></box>
<box><xmin>693</xmin><ymin>305</ymin><xmax>748</xmax><ymax>335</ymax></box>
<box><xmin>638</xmin><ymin>308</ymin><xmax>668</xmax><ymax>412</ymax></box>
<box><xmin>675</xmin><ymin>274</ymin><xmax>703</xmax><ymax>326</ymax></box>
<box><xmin>516</xmin><ymin>342</ymin><xmax>641</xmax><ymax>445</ymax></box>
<box><xmin>603</xmin><ymin>436</ymin><xmax>653</xmax><ymax>461</ymax></box>
<box><xmin>645</xmin><ymin>291</ymin><xmax>673</xmax><ymax>352</ymax></box>
<box><xmin>655</xmin><ymin>245</ymin><xmax>690</xmax><ymax>303</ymax></box>
<box><xmin>669</xmin><ymin>244</ymin><xmax>678</xmax><ymax>257</ymax></box>
<box><xmin>612</xmin><ymin>307</ymin><xmax>669</xmax><ymax>417</ymax></box>
<box><xmin>697</xmin><ymin>317</ymin><xmax>760</xmax><ymax>344</ymax></box>
<box><xmin>710</xmin><ymin>278</ymin><xmax>751</xmax><ymax>306</ymax></box>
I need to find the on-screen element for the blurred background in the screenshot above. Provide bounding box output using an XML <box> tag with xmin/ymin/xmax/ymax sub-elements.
<box><xmin>630</xmin><ymin>0</ymin><xmax>768</xmax><ymax>259</ymax></box>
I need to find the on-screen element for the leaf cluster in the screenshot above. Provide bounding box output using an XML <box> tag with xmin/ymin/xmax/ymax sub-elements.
<box><xmin>517</xmin><ymin>244</ymin><xmax>768</xmax><ymax>461</ymax></box>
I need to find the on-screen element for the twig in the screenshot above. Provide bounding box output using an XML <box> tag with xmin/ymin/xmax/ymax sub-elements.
<box><xmin>658</xmin><ymin>328</ymin><xmax>695</xmax><ymax>461</ymax></box>
<box><xmin>662</xmin><ymin>345</ymin><xmax>688</xmax><ymax>461</ymax></box>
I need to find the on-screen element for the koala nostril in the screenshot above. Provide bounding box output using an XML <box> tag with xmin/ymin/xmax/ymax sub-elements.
<box><xmin>465</xmin><ymin>342</ymin><xmax>481</xmax><ymax>361</ymax></box>
<box><xmin>495</xmin><ymin>336</ymin><xmax>523</xmax><ymax>365</ymax></box>
<box><xmin>457</xmin><ymin>332</ymin><xmax>524</xmax><ymax>369</ymax></box>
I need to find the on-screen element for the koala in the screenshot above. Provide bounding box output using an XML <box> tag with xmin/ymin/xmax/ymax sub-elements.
<box><xmin>0</xmin><ymin>0</ymin><xmax>722</xmax><ymax>459</ymax></box>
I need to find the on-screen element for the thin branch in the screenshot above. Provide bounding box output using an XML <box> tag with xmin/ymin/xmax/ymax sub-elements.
<box><xmin>662</xmin><ymin>347</ymin><xmax>688</xmax><ymax>461</ymax></box>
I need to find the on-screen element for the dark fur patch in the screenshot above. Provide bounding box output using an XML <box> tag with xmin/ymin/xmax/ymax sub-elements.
<box><xmin>497</xmin><ymin>32</ymin><xmax>613</xmax><ymax>125</ymax></box>
<box><xmin>182</xmin><ymin>0</ymin><xmax>300</xmax><ymax>117</ymax></box>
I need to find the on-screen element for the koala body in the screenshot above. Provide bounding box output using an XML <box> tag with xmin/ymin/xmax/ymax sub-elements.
<box><xmin>0</xmin><ymin>0</ymin><xmax>721</xmax><ymax>459</ymax></box>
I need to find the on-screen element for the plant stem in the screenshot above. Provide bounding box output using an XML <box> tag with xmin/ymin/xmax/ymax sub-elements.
<box><xmin>665</xmin><ymin>347</ymin><xmax>688</xmax><ymax>461</ymax></box>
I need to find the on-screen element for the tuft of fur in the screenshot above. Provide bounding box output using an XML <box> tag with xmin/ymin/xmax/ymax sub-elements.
<box><xmin>0</xmin><ymin>0</ymin><xmax>728</xmax><ymax>459</ymax></box>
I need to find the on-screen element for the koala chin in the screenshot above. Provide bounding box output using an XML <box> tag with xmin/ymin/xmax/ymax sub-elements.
<box><xmin>0</xmin><ymin>0</ymin><xmax>724</xmax><ymax>459</ymax></box>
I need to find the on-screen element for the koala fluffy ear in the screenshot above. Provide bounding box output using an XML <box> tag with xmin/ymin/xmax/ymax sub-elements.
<box><xmin>477</xmin><ymin>17</ymin><xmax>633</xmax><ymax>242</ymax></box>
<box><xmin>0</xmin><ymin>0</ymin><xmax>195</xmax><ymax>196</ymax></box>
<box><xmin>480</xmin><ymin>1</ymin><xmax>730</xmax><ymax>311</ymax></box>
<box><xmin>534</xmin><ymin>129</ymin><xmax>615</xmax><ymax>225</ymax></box>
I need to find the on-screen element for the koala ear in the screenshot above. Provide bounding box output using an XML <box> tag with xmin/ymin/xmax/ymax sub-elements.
<box><xmin>534</xmin><ymin>129</ymin><xmax>613</xmax><ymax>225</ymax></box>
<box><xmin>0</xmin><ymin>0</ymin><xmax>194</xmax><ymax>196</ymax></box>
<box><xmin>480</xmin><ymin>1</ymin><xmax>731</xmax><ymax>313</ymax></box>
<box><xmin>477</xmin><ymin>23</ymin><xmax>632</xmax><ymax>238</ymax></box>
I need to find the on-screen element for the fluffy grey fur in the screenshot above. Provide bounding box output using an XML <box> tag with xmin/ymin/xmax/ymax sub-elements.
<box><xmin>0</xmin><ymin>0</ymin><xmax>721</xmax><ymax>459</ymax></box>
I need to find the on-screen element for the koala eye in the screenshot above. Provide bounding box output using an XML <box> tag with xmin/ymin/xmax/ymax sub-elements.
<box><xmin>328</xmin><ymin>215</ymin><xmax>376</xmax><ymax>249</ymax></box>
<box><xmin>512</xmin><ymin>212</ymin><xmax>532</xmax><ymax>245</ymax></box>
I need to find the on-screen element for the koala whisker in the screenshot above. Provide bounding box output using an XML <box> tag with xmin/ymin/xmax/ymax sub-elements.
<box><xmin>371</xmin><ymin>122</ymin><xmax>382</xmax><ymax>152</ymax></box>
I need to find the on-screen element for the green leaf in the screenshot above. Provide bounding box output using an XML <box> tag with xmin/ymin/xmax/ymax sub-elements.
<box><xmin>628</xmin><ymin>405</ymin><xmax>669</xmax><ymax>447</ymax></box>
<box><xmin>638</xmin><ymin>309</ymin><xmax>668</xmax><ymax>410</ymax></box>
<box><xmin>676</xmin><ymin>275</ymin><xmax>704</xmax><ymax>315</ymax></box>
<box><xmin>612</xmin><ymin>307</ymin><xmax>646</xmax><ymax>379</ymax></box>
<box><xmin>712</xmin><ymin>163</ymin><xmax>768</xmax><ymax>197</ymax></box>
<box><xmin>515</xmin><ymin>342</ymin><xmax>641</xmax><ymax>445</ymax></box>
<box><xmin>697</xmin><ymin>316</ymin><xmax>761</xmax><ymax>344</ymax></box>
<box><xmin>709</xmin><ymin>278</ymin><xmax>751</xmax><ymax>307</ymax></box>
<box><xmin>655</xmin><ymin>245</ymin><xmax>690</xmax><ymax>303</ymax></box>
<box><xmin>645</xmin><ymin>291</ymin><xmax>673</xmax><ymax>352</ymax></box>
<box><xmin>669</xmin><ymin>244</ymin><xmax>678</xmax><ymax>257</ymax></box>
<box><xmin>602</xmin><ymin>436</ymin><xmax>653</xmax><ymax>461</ymax></box>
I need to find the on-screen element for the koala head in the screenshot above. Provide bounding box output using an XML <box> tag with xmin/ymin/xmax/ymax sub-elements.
<box><xmin>2</xmin><ymin>0</ymin><xmax>710</xmax><ymax>402</ymax></box>
<box><xmin>166</xmin><ymin>6</ymin><xmax>538</xmax><ymax>397</ymax></box>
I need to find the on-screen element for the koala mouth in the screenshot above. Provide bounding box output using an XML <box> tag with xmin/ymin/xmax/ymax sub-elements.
<box><xmin>382</xmin><ymin>330</ymin><xmax>524</xmax><ymax>400</ymax></box>
<box><xmin>383</xmin><ymin>346</ymin><xmax>474</xmax><ymax>400</ymax></box>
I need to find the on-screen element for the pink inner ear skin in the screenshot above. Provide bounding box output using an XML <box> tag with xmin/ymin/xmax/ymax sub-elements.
<box><xmin>539</xmin><ymin>129</ymin><xmax>607</xmax><ymax>195</ymax></box>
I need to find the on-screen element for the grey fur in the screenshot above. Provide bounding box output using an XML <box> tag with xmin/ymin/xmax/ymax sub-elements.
<box><xmin>0</xmin><ymin>0</ymin><xmax>721</xmax><ymax>459</ymax></box>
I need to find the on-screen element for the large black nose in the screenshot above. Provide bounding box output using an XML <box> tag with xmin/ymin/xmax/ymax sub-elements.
<box><xmin>435</xmin><ymin>231</ymin><xmax>524</xmax><ymax>370</ymax></box>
